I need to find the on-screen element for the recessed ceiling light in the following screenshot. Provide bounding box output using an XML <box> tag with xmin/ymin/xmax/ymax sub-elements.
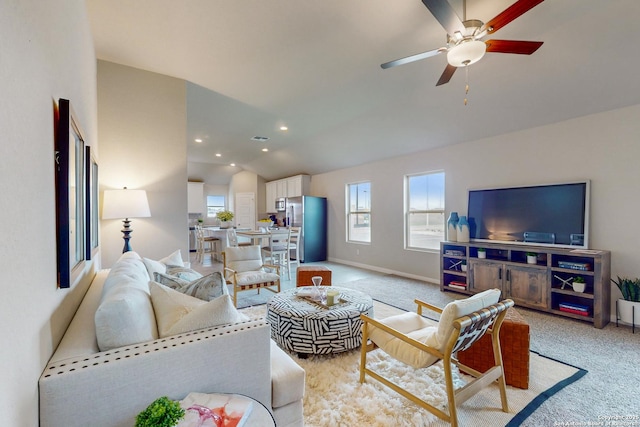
<box><xmin>194</xmin><ymin>138</ymin><xmax>203</xmax><ymax>143</ymax></box>
<box><xmin>230</xmin><ymin>163</ymin><xmax>236</xmax><ymax>167</ymax></box>
<box><xmin>262</xmin><ymin>148</ymin><xmax>269</xmax><ymax>152</ymax></box>
<box><xmin>279</xmin><ymin>126</ymin><xmax>288</xmax><ymax>131</ymax></box>
<box><xmin>251</xmin><ymin>136</ymin><xmax>269</xmax><ymax>142</ymax></box>
<box><xmin>215</xmin><ymin>153</ymin><xmax>221</xmax><ymax>157</ymax></box>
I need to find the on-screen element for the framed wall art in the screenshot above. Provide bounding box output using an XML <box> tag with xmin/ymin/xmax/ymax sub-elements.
<box><xmin>55</xmin><ymin>98</ymin><xmax>87</xmax><ymax>288</ymax></box>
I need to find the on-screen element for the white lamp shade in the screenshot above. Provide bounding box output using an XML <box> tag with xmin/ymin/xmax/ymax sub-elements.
<box><xmin>447</xmin><ymin>40</ymin><xmax>487</xmax><ymax>67</ymax></box>
<box><xmin>102</xmin><ymin>189</ymin><xmax>151</xmax><ymax>219</ymax></box>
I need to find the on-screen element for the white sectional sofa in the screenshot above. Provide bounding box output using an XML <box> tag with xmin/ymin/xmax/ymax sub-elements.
<box><xmin>39</xmin><ymin>251</ymin><xmax>305</xmax><ymax>427</ymax></box>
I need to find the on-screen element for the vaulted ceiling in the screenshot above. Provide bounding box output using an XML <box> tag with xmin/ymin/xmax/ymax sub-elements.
<box><xmin>87</xmin><ymin>0</ymin><xmax>640</xmax><ymax>183</ymax></box>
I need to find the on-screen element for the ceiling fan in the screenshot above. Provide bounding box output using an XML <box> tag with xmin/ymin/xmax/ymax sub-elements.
<box><xmin>382</xmin><ymin>0</ymin><xmax>545</xmax><ymax>86</ymax></box>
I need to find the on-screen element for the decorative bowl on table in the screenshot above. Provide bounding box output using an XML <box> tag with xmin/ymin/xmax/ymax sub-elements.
<box><xmin>256</xmin><ymin>220</ymin><xmax>274</xmax><ymax>230</ymax></box>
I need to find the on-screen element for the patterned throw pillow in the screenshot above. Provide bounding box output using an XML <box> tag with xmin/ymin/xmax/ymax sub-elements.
<box><xmin>166</xmin><ymin>266</ymin><xmax>203</xmax><ymax>282</ymax></box>
<box><xmin>153</xmin><ymin>271</ymin><xmax>228</xmax><ymax>301</ymax></box>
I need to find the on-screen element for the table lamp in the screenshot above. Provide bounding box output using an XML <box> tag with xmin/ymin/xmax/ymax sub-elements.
<box><xmin>102</xmin><ymin>187</ymin><xmax>151</xmax><ymax>253</ymax></box>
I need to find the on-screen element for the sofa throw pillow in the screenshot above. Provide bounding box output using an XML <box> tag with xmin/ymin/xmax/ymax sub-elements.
<box><xmin>142</xmin><ymin>249</ymin><xmax>185</xmax><ymax>279</ymax></box>
<box><xmin>153</xmin><ymin>272</ymin><xmax>190</xmax><ymax>289</ymax></box>
<box><xmin>153</xmin><ymin>271</ymin><xmax>228</xmax><ymax>301</ymax></box>
<box><xmin>166</xmin><ymin>266</ymin><xmax>203</xmax><ymax>282</ymax></box>
<box><xmin>149</xmin><ymin>281</ymin><xmax>248</xmax><ymax>337</ymax></box>
<box><xmin>178</xmin><ymin>272</ymin><xmax>229</xmax><ymax>301</ymax></box>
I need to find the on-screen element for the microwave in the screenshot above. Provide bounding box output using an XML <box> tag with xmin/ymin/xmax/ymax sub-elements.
<box><xmin>275</xmin><ymin>198</ymin><xmax>286</xmax><ymax>212</ymax></box>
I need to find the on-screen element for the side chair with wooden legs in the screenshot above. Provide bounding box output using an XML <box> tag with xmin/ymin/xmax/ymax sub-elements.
<box><xmin>359</xmin><ymin>289</ymin><xmax>513</xmax><ymax>427</ymax></box>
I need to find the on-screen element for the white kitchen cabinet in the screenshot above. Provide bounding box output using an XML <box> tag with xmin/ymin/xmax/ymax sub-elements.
<box><xmin>188</xmin><ymin>182</ymin><xmax>204</xmax><ymax>213</ymax></box>
<box><xmin>265</xmin><ymin>182</ymin><xmax>277</xmax><ymax>212</ymax></box>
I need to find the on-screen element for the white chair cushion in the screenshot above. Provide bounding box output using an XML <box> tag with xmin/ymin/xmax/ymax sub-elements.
<box><xmin>235</xmin><ymin>271</ymin><xmax>280</xmax><ymax>286</ymax></box>
<box><xmin>149</xmin><ymin>281</ymin><xmax>249</xmax><ymax>338</ymax></box>
<box><xmin>436</xmin><ymin>288</ymin><xmax>501</xmax><ymax>348</ymax></box>
<box><xmin>225</xmin><ymin>246</ymin><xmax>263</xmax><ymax>272</ymax></box>
<box><xmin>367</xmin><ymin>289</ymin><xmax>501</xmax><ymax>369</ymax></box>
<box><xmin>368</xmin><ymin>312</ymin><xmax>440</xmax><ymax>369</ymax></box>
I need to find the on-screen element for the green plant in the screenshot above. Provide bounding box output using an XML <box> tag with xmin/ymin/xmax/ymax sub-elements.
<box><xmin>526</xmin><ymin>252</ymin><xmax>536</xmax><ymax>256</ymax></box>
<box><xmin>477</xmin><ymin>248</ymin><xmax>486</xmax><ymax>252</ymax></box>
<box><xmin>612</xmin><ymin>276</ymin><xmax>640</xmax><ymax>302</ymax></box>
<box><xmin>135</xmin><ymin>396</ymin><xmax>185</xmax><ymax>427</ymax></box>
<box><xmin>216</xmin><ymin>210</ymin><xmax>234</xmax><ymax>222</ymax></box>
<box><xmin>573</xmin><ymin>276</ymin><xmax>585</xmax><ymax>283</ymax></box>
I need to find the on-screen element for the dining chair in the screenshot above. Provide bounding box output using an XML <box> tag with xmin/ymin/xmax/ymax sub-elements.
<box><xmin>288</xmin><ymin>226</ymin><xmax>301</xmax><ymax>271</ymax></box>
<box><xmin>195</xmin><ymin>224</ymin><xmax>221</xmax><ymax>263</ymax></box>
<box><xmin>261</xmin><ymin>228</ymin><xmax>292</xmax><ymax>280</ymax></box>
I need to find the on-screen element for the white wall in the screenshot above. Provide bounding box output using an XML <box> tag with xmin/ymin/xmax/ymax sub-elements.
<box><xmin>312</xmin><ymin>103</ymin><xmax>640</xmax><ymax>311</ymax></box>
<box><xmin>97</xmin><ymin>61</ymin><xmax>188</xmax><ymax>267</ymax></box>
<box><xmin>0</xmin><ymin>0</ymin><xmax>98</xmax><ymax>424</ymax></box>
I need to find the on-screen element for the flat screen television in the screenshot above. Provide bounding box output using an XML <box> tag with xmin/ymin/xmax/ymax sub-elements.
<box><xmin>467</xmin><ymin>181</ymin><xmax>590</xmax><ymax>248</ymax></box>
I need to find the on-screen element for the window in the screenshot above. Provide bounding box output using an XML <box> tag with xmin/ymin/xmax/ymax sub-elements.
<box><xmin>207</xmin><ymin>195</ymin><xmax>226</xmax><ymax>217</ymax></box>
<box><xmin>406</xmin><ymin>171</ymin><xmax>445</xmax><ymax>250</ymax></box>
<box><xmin>347</xmin><ymin>182</ymin><xmax>371</xmax><ymax>243</ymax></box>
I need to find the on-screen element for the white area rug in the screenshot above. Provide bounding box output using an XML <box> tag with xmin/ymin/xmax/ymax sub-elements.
<box><xmin>240</xmin><ymin>302</ymin><xmax>586</xmax><ymax>426</ymax></box>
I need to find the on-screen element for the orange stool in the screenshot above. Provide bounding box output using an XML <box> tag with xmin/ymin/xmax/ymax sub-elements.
<box><xmin>296</xmin><ymin>266</ymin><xmax>332</xmax><ymax>287</ymax></box>
<box><xmin>457</xmin><ymin>307</ymin><xmax>530</xmax><ymax>389</ymax></box>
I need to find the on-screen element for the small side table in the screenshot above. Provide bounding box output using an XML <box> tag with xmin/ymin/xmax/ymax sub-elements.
<box><xmin>178</xmin><ymin>392</ymin><xmax>275</xmax><ymax>427</ymax></box>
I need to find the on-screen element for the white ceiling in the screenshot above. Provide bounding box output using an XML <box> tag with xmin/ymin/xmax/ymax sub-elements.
<box><xmin>87</xmin><ymin>0</ymin><xmax>640</xmax><ymax>183</ymax></box>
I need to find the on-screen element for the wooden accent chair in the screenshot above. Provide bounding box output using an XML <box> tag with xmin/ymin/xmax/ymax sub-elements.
<box><xmin>359</xmin><ymin>289</ymin><xmax>514</xmax><ymax>427</ymax></box>
<box><xmin>222</xmin><ymin>245</ymin><xmax>281</xmax><ymax>307</ymax></box>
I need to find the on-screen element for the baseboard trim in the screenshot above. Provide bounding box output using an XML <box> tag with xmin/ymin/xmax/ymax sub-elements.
<box><xmin>327</xmin><ymin>257</ymin><xmax>440</xmax><ymax>285</ymax></box>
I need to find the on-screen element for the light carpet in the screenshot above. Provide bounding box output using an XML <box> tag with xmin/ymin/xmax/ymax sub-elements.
<box><xmin>240</xmin><ymin>302</ymin><xmax>587</xmax><ymax>427</ymax></box>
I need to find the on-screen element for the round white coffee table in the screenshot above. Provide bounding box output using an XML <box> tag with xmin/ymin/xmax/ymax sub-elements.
<box><xmin>267</xmin><ymin>287</ymin><xmax>374</xmax><ymax>356</ymax></box>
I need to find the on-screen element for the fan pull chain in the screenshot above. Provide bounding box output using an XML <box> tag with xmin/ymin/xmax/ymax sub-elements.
<box><xmin>464</xmin><ymin>65</ymin><xmax>469</xmax><ymax>106</ymax></box>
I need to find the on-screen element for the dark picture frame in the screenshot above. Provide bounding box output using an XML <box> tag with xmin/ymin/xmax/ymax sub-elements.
<box><xmin>55</xmin><ymin>99</ymin><xmax>87</xmax><ymax>288</ymax></box>
<box><xmin>87</xmin><ymin>146</ymin><xmax>99</xmax><ymax>258</ymax></box>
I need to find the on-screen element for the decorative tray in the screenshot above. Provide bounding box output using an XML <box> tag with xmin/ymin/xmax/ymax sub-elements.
<box><xmin>296</xmin><ymin>294</ymin><xmax>349</xmax><ymax>309</ymax></box>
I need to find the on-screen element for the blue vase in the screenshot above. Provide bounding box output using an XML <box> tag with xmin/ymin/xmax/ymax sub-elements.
<box><xmin>457</xmin><ymin>216</ymin><xmax>470</xmax><ymax>243</ymax></box>
<box><xmin>447</xmin><ymin>212</ymin><xmax>459</xmax><ymax>242</ymax></box>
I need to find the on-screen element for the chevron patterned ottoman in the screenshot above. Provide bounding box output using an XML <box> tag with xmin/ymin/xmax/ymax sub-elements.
<box><xmin>267</xmin><ymin>287</ymin><xmax>373</xmax><ymax>356</ymax></box>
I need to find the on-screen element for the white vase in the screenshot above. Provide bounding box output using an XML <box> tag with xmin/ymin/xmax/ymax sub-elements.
<box><xmin>617</xmin><ymin>299</ymin><xmax>640</xmax><ymax>326</ymax></box>
<box><xmin>478</xmin><ymin>251</ymin><xmax>486</xmax><ymax>259</ymax></box>
<box><xmin>527</xmin><ymin>255</ymin><xmax>537</xmax><ymax>264</ymax></box>
<box><xmin>220</xmin><ymin>221</ymin><xmax>231</xmax><ymax>229</ymax></box>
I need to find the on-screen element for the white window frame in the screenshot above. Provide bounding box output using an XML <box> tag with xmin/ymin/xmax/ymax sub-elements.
<box><xmin>405</xmin><ymin>171</ymin><xmax>445</xmax><ymax>251</ymax></box>
<box><xmin>206</xmin><ymin>195</ymin><xmax>226</xmax><ymax>218</ymax></box>
<box><xmin>346</xmin><ymin>181</ymin><xmax>371</xmax><ymax>243</ymax></box>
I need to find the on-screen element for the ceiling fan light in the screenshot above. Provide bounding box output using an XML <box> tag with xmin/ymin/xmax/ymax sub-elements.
<box><xmin>447</xmin><ymin>40</ymin><xmax>486</xmax><ymax>67</ymax></box>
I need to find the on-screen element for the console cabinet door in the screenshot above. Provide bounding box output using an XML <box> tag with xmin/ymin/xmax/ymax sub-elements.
<box><xmin>507</xmin><ymin>266</ymin><xmax>549</xmax><ymax>309</ymax></box>
<box><xmin>469</xmin><ymin>260</ymin><xmax>503</xmax><ymax>292</ymax></box>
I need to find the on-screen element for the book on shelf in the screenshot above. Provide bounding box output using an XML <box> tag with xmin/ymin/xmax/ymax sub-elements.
<box><xmin>557</xmin><ymin>261</ymin><xmax>591</xmax><ymax>271</ymax></box>
<box><xmin>179</xmin><ymin>392</ymin><xmax>253</xmax><ymax>427</ymax></box>
<box><xmin>558</xmin><ymin>302</ymin><xmax>589</xmax><ymax>312</ymax></box>
<box><xmin>559</xmin><ymin>306</ymin><xmax>590</xmax><ymax>316</ymax></box>
<box><xmin>444</xmin><ymin>250</ymin><xmax>465</xmax><ymax>256</ymax></box>
<box><xmin>448</xmin><ymin>281</ymin><xmax>467</xmax><ymax>290</ymax></box>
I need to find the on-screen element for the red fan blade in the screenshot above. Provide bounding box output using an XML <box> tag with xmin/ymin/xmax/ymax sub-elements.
<box><xmin>421</xmin><ymin>0</ymin><xmax>466</xmax><ymax>36</ymax></box>
<box><xmin>381</xmin><ymin>47</ymin><xmax>446</xmax><ymax>69</ymax></box>
<box><xmin>485</xmin><ymin>39</ymin><xmax>543</xmax><ymax>55</ymax></box>
<box><xmin>485</xmin><ymin>0</ymin><xmax>544</xmax><ymax>34</ymax></box>
<box><xmin>436</xmin><ymin>64</ymin><xmax>457</xmax><ymax>86</ymax></box>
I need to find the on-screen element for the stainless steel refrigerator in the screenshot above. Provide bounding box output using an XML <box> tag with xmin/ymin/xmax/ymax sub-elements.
<box><xmin>287</xmin><ymin>196</ymin><xmax>327</xmax><ymax>262</ymax></box>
